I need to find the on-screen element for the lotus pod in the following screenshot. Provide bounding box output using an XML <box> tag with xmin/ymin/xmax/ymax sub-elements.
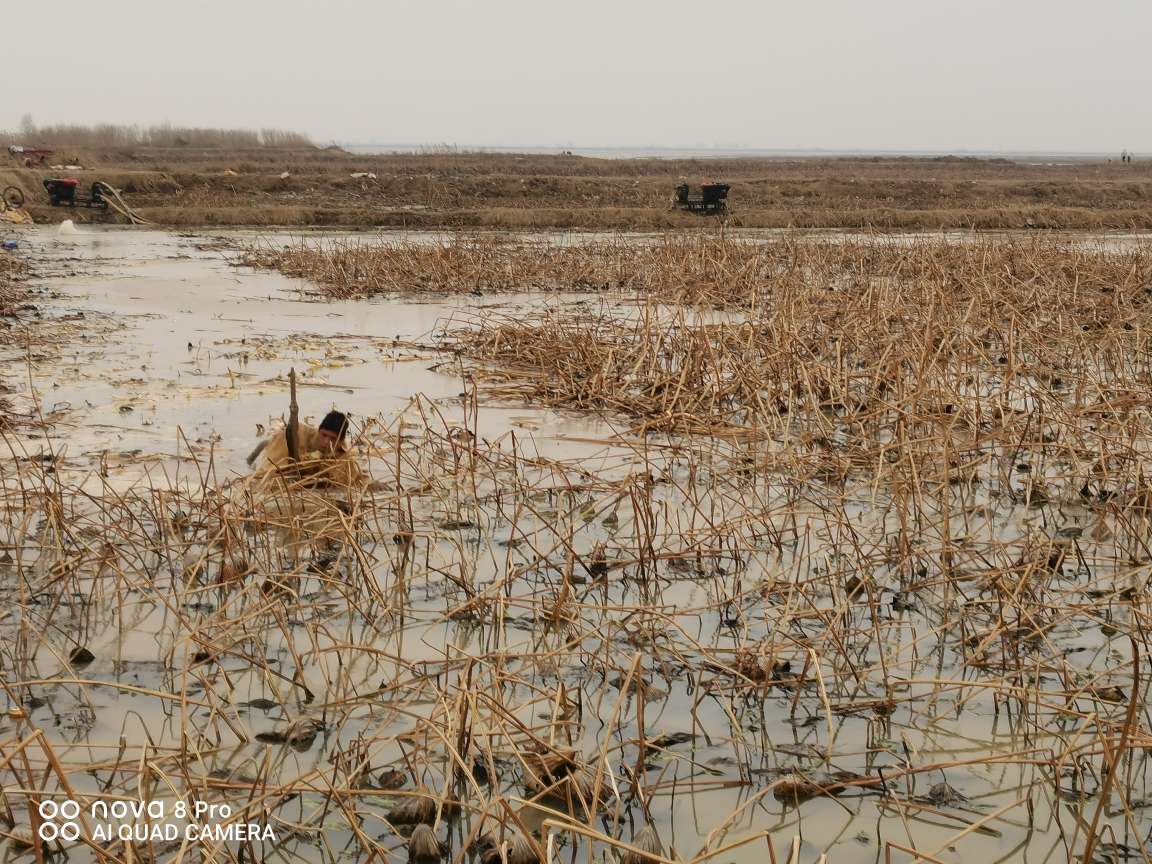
<box><xmin>8</xmin><ymin>826</ymin><xmax>35</xmax><ymax>849</ymax></box>
<box><xmin>772</xmin><ymin>773</ymin><xmax>847</xmax><ymax>804</ymax></box>
<box><xmin>388</xmin><ymin>794</ymin><xmax>438</xmax><ymax>825</ymax></box>
<box><xmin>533</xmin><ymin>766</ymin><xmax>604</xmax><ymax>814</ymax></box>
<box><xmin>521</xmin><ymin>747</ymin><xmax>577</xmax><ymax>788</ymax></box>
<box><xmin>407</xmin><ymin>824</ymin><xmax>443</xmax><ymax>864</ymax></box>
<box><xmin>286</xmin><ymin>718</ymin><xmax>323</xmax><ymax>750</ymax></box>
<box><xmin>378</xmin><ymin>768</ymin><xmax>407</xmax><ymax>790</ymax></box>
<box><xmin>470</xmin><ymin>832</ymin><xmax>497</xmax><ymax>864</ymax></box>
<box><xmin>566</xmin><ymin>767</ymin><xmax>599</xmax><ymax>803</ymax></box>
<box><xmin>622</xmin><ymin>825</ymin><xmax>663</xmax><ymax>864</ymax></box>
<box><xmin>506</xmin><ymin>832</ymin><xmax>540</xmax><ymax>864</ymax></box>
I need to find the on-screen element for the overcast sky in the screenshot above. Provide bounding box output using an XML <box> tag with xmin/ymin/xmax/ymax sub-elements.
<box><xmin>3</xmin><ymin>0</ymin><xmax>1147</xmax><ymax>152</ymax></box>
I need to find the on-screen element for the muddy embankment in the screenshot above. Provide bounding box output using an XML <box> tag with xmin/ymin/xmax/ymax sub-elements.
<box><xmin>7</xmin><ymin>147</ymin><xmax>1152</xmax><ymax>230</ymax></box>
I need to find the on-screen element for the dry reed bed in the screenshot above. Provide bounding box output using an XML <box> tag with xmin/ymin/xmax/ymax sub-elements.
<box><xmin>238</xmin><ymin>234</ymin><xmax>865</xmax><ymax>300</ymax></box>
<box><xmin>0</xmin><ymin>252</ymin><xmax>31</xmax><ymax>422</ymax></box>
<box><xmin>436</xmin><ymin>237</ymin><xmax>1152</xmax><ymax>443</ymax></box>
<box><xmin>2</xmin><ymin>235</ymin><xmax>1152</xmax><ymax>863</ymax></box>
<box><xmin>1</xmin><ymin>389</ymin><xmax>1148</xmax><ymax>864</ymax></box>
<box><xmin>0</xmin><ymin>253</ymin><xmax>27</xmax><ymax>319</ymax></box>
<box><xmin>240</xmin><ymin>231</ymin><xmax>1152</xmax><ymax>305</ymax></box>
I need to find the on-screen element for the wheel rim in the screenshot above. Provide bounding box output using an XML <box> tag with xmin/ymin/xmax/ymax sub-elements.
<box><xmin>2</xmin><ymin>186</ymin><xmax>25</xmax><ymax>209</ymax></box>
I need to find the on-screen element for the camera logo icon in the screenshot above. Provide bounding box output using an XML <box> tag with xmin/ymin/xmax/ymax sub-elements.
<box><xmin>37</xmin><ymin>800</ymin><xmax>81</xmax><ymax>842</ymax></box>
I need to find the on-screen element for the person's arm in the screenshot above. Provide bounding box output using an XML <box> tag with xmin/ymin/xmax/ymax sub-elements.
<box><xmin>245</xmin><ymin>438</ymin><xmax>271</xmax><ymax>468</ymax></box>
<box><xmin>253</xmin><ymin>429</ymin><xmax>291</xmax><ymax>469</ymax></box>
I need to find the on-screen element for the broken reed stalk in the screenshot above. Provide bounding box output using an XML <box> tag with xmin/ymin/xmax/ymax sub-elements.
<box><xmin>286</xmin><ymin>367</ymin><xmax>300</xmax><ymax>462</ymax></box>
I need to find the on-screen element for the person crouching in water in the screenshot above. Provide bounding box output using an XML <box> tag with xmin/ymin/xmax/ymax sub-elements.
<box><xmin>247</xmin><ymin>410</ymin><xmax>363</xmax><ymax>488</ymax></box>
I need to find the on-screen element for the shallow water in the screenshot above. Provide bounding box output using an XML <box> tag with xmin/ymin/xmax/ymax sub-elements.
<box><xmin>3</xmin><ymin>227</ymin><xmax>625</xmax><ymax>484</ymax></box>
<box><xmin>0</xmin><ymin>226</ymin><xmax>1148</xmax><ymax>864</ymax></box>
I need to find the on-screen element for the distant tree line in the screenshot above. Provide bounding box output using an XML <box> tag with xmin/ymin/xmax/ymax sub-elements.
<box><xmin>2</xmin><ymin>116</ymin><xmax>313</xmax><ymax>149</ymax></box>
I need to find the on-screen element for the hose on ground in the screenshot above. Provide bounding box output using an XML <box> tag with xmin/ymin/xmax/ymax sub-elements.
<box><xmin>94</xmin><ymin>181</ymin><xmax>150</xmax><ymax>225</ymax></box>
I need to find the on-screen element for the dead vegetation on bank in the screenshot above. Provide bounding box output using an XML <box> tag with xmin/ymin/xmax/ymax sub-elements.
<box><xmin>4</xmin><ymin>232</ymin><xmax>1152</xmax><ymax>862</ymax></box>
<box><xmin>0</xmin><ymin>252</ymin><xmax>26</xmax><ymax>419</ymax></box>
<box><xmin>0</xmin><ymin>253</ymin><xmax>25</xmax><ymax>316</ymax></box>
<box><xmin>11</xmin><ymin>144</ymin><xmax>1152</xmax><ymax>229</ymax></box>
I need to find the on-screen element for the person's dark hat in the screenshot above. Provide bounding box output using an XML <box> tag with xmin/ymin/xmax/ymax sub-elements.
<box><xmin>319</xmin><ymin>410</ymin><xmax>349</xmax><ymax>438</ymax></box>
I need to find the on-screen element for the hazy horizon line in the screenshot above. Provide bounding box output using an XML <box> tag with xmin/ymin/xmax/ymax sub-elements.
<box><xmin>339</xmin><ymin>142</ymin><xmax>1140</xmax><ymax>159</ymax></box>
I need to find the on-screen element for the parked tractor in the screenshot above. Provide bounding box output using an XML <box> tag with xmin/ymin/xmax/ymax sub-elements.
<box><xmin>673</xmin><ymin>182</ymin><xmax>730</xmax><ymax>215</ymax></box>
